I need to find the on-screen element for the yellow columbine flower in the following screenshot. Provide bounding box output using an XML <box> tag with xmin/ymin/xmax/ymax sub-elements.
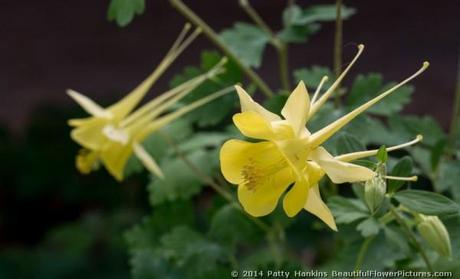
<box><xmin>68</xmin><ymin>25</ymin><xmax>232</xmax><ymax>181</ymax></box>
<box><xmin>220</xmin><ymin>45</ymin><xmax>428</xmax><ymax>230</ymax></box>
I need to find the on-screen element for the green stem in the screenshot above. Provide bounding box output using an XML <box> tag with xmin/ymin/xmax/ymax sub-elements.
<box><xmin>354</xmin><ymin>236</ymin><xmax>375</xmax><ymax>270</ymax></box>
<box><xmin>239</xmin><ymin>0</ymin><xmax>290</xmax><ymax>91</ymax></box>
<box><xmin>333</xmin><ymin>0</ymin><xmax>343</xmax><ymax>107</ymax></box>
<box><xmin>448</xmin><ymin>48</ymin><xmax>460</xmax><ymax>153</ymax></box>
<box><xmin>389</xmin><ymin>205</ymin><xmax>434</xmax><ymax>272</ymax></box>
<box><xmin>169</xmin><ymin>0</ymin><xmax>274</xmax><ymax>97</ymax></box>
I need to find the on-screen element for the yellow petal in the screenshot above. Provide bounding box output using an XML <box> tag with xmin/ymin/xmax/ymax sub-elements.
<box><xmin>238</xmin><ymin>166</ymin><xmax>293</xmax><ymax>217</ymax></box>
<box><xmin>281</xmin><ymin>81</ymin><xmax>310</xmax><ymax>136</ymax></box>
<box><xmin>275</xmin><ymin>138</ymin><xmax>309</xmax><ymax>176</ymax></box>
<box><xmin>304</xmin><ymin>184</ymin><xmax>337</xmax><ymax>231</ymax></box>
<box><xmin>133</xmin><ymin>143</ymin><xmax>165</xmax><ymax>179</ymax></box>
<box><xmin>309</xmin><ymin>147</ymin><xmax>375</xmax><ymax>184</ymax></box>
<box><xmin>233</xmin><ymin>111</ymin><xmax>277</xmax><ymax>140</ymax></box>
<box><xmin>220</xmin><ymin>139</ymin><xmax>279</xmax><ymax>184</ymax></box>
<box><xmin>99</xmin><ymin>142</ymin><xmax>133</xmax><ymax>181</ymax></box>
<box><xmin>283</xmin><ymin>179</ymin><xmax>309</xmax><ymax>217</ymax></box>
<box><xmin>309</xmin><ymin>62</ymin><xmax>429</xmax><ymax>147</ymax></box>
<box><xmin>235</xmin><ymin>85</ymin><xmax>281</xmax><ymax>122</ymax></box>
<box><xmin>70</xmin><ymin>118</ymin><xmax>108</xmax><ymax>150</ymax></box>
<box><xmin>67</xmin><ymin>89</ymin><xmax>111</xmax><ymax>118</ymax></box>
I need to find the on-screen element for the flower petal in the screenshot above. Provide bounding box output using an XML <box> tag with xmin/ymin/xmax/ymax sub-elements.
<box><xmin>70</xmin><ymin>118</ymin><xmax>108</xmax><ymax>150</ymax></box>
<box><xmin>99</xmin><ymin>142</ymin><xmax>133</xmax><ymax>181</ymax></box>
<box><xmin>133</xmin><ymin>143</ymin><xmax>164</xmax><ymax>179</ymax></box>
<box><xmin>238</xmin><ymin>167</ymin><xmax>293</xmax><ymax>217</ymax></box>
<box><xmin>235</xmin><ymin>85</ymin><xmax>281</xmax><ymax>122</ymax></box>
<box><xmin>67</xmin><ymin>89</ymin><xmax>111</xmax><ymax>118</ymax></box>
<box><xmin>309</xmin><ymin>147</ymin><xmax>375</xmax><ymax>184</ymax></box>
<box><xmin>220</xmin><ymin>140</ymin><xmax>280</xmax><ymax>184</ymax></box>
<box><xmin>304</xmin><ymin>184</ymin><xmax>337</xmax><ymax>231</ymax></box>
<box><xmin>283</xmin><ymin>179</ymin><xmax>309</xmax><ymax>217</ymax></box>
<box><xmin>281</xmin><ymin>81</ymin><xmax>310</xmax><ymax>136</ymax></box>
<box><xmin>233</xmin><ymin>111</ymin><xmax>277</xmax><ymax>140</ymax></box>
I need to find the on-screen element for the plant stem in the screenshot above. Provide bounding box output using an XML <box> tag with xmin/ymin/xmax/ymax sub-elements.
<box><xmin>389</xmin><ymin>205</ymin><xmax>434</xmax><ymax>272</ymax></box>
<box><xmin>158</xmin><ymin>131</ymin><xmax>271</xmax><ymax>233</ymax></box>
<box><xmin>333</xmin><ymin>0</ymin><xmax>343</xmax><ymax>107</ymax></box>
<box><xmin>239</xmin><ymin>0</ymin><xmax>290</xmax><ymax>91</ymax></box>
<box><xmin>448</xmin><ymin>48</ymin><xmax>460</xmax><ymax>153</ymax></box>
<box><xmin>169</xmin><ymin>0</ymin><xmax>274</xmax><ymax>97</ymax></box>
<box><xmin>354</xmin><ymin>236</ymin><xmax>375</xmax><ymax>270</ymax></box>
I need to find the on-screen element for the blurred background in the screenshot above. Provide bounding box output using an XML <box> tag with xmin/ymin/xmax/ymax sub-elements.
<box><xmin>0</xmin><ymin>0</ymin><xmax>459</xmax><ymax>278</ymax></box>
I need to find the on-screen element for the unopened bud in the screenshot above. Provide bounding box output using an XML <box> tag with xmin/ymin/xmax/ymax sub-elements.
<box><xmin>364</xmin><ymin>175</ymin><xmax>386</xmax><ymax>213</ymax></box>
<box><xmin>417</xmin><ymin>215</ymin><xmax>452</xmax><ymax>258</ymax></box>
<box><xmin>364</xmin><ymin>164</ymin><xmax>386</xmax><ymax>213</ymax></box>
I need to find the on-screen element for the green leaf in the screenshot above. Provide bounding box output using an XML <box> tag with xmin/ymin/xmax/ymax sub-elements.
<box><xmin>209</xmin><ymin>204</ymin><xmax>258</xmax><ymax>247</ymax></box>
<box><xmin>436</xmin><ymin>160</ymin><xmax>460</xmax><ymax>195</ymax></box>
<box><xmin>357</xmin><ymin>217</ymin><xmax>380</xmax><ymax>237</ymax></box>
<box><xmin>393</xmin><ymin>190</ymin><xmax>460</xmax><ymax>216</ymax></box>
<box><xmin>263</xmin><ymin>94</ymin><xmax>288</xmax><ymax>114</ymax></box>
<box><xmin>388</xmin><ymin>156</ymin><xmax>413</xmax><ymax>192</ymax></box>
<box><xmin>376</xmin><ymin>145</ymin><xmax>388</xmax><ymax>163</ymax></box>
<box><xmin>107</xmin><ymin>0</ymin><xmax>145</xmax><ymax>27</ymax></box>
<box><xmin>220</xmin><ymin>23</ymin><xmax>269</xmax><ymax>68</ymax></box>
<box><xmin>383</xmin><ymin>226</ymin><xmax>410</xmax><ymax>255</ymax></box>
<box><xmin>293</xmin><ymin>66</ymin><xmax>333</xmax><ymax>90</ymax></box>
<box><xmin>148</xmin><ymin>150</ymin><xmax>217</xmax><ymax>206</ymax></box>
<box><xmin>328</xmin><ymin>196</ymin><xmax>369</xmax><ymax>224</ymax></box>
<box><xmin>277</xmin><ymin>24</ymin><xmax>320</xmax><ymax>43</ymax></box>
<box><xmin>390</xmin><ymin>115</ymin><xmax>446</xmax><ymax>147</ymax></box>
<box><xmin>335</xmin><ymin>132</ymin><xmax>365</xmax><ymax>155</ymax></box>
<box><xmin>346</xmin><ymin>73</ymin><xmax>413</xmax><ymax>116</ymax></box>
<box><xmin>298</xmin><ymin>5</ymin><xmax>356</xmax><ymax>24</ymax></box>
<box><xmin>159</xmin><ymin>226</ymin><xmax>224</xmax><ymax>276</ymax></box>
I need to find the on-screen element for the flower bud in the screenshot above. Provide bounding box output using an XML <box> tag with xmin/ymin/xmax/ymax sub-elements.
<box><xmin>417</xmin><ymin>215</ymin><xmax>452</xmax><ymax>258</ymax></box>
<box><xmin>364</xmin><ymin>164</ymin><xmax>386</xmax><ymax>213</ymax></box>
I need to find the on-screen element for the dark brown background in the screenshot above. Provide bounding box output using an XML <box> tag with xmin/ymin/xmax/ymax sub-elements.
<box><xmin>1</xmin><ymin>0</ymin><xmax>459</xmax><ymax>132</ymax></box>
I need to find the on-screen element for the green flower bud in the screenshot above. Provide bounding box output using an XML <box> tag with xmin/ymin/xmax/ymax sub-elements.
<box><xmin>417</xmin><ymin>215</ymin><xmax>452</xmax><ymax>258</ymax></box>
<box><xmin>364</xmin><ymin>177</ymin><xmax>386</xmax><ymax>213</ymax></box>
<box><xmin>364</xmin><ymin>164</ymin><xmax>386</xmax><ymax>213</ymax></box>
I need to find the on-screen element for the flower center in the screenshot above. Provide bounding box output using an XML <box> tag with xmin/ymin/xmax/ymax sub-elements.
<box><xmin>241</xmin><ymin>155</ymin><xmax>289</xmax><ymax>192</ymax></box>
<box><xmin>103</xmin><ymin>125</ymin><xmax>129</xmax><ymax>144</ymax></box>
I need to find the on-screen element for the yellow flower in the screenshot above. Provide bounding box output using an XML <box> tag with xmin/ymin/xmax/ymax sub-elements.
<box><xmin>69</xmin><ymin>25</ymin><xmax>232</xmax><ymax>181</ymax></box>
<box><xmin>220</xmin><ymin>45</ymin><xmax>428</xmax><ymax>230</ymax></box>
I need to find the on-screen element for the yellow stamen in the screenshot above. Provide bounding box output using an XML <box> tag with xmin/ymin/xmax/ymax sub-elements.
<box><xmin>308</xmin><ymin>44</ymin><xmax>365</xmax><ymax>120</ymax></box>
<box><xmin>384</xmin><ymin>175</ymin><xmax>418</xmax><ymax>181</ymax></box>
<box><xmin>311</xmin><ymin>76</ymin><xmax>329</xmax><ymax>104</ymax></box>
<box><xmin>309</xmin><ymin>62</ymin><xmax>429</xmax><ymax>148</ymax></box>
<box><xmin>336</xmin><ymin>135</ymin><xmax>423</xmax><ymax>162</ymax></box>
<box><xmin>241</xmin><ymin>157</ymin><xmax>288</xmax><ymax>191</ymax></box>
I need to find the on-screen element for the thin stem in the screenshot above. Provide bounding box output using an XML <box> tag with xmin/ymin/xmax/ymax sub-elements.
<box><xmin>239</xmin><ymin>0</ymin><xmax>290</xmax><ymax>90</ymax></box>
<box><xmin>158</xmin><ymin>131</ymin><xmax>271</xmax><ymax>233</ymax></box>
<box><xmin>389</xmin><ymin>205</ymin><xmax>434</xmax><ymax>272</ymax></box>
<box><xmin>169</xmin><ymin>0</ymin><xmax>274</xmax><ymax>97</ymax></box>
<box><xmin>333</xmin><ymin>0</ymin><xmax>343</xmax><ymax>107</ymax></box>
<box><xmin>448</xmin><ymin>48</ymin><xmax>460</xmax><ymax>153</ymax></box>
<box><xmin>354</xmin><ymin>236</ymin><xmax>375</xmax><ymax>270</ymax></box>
